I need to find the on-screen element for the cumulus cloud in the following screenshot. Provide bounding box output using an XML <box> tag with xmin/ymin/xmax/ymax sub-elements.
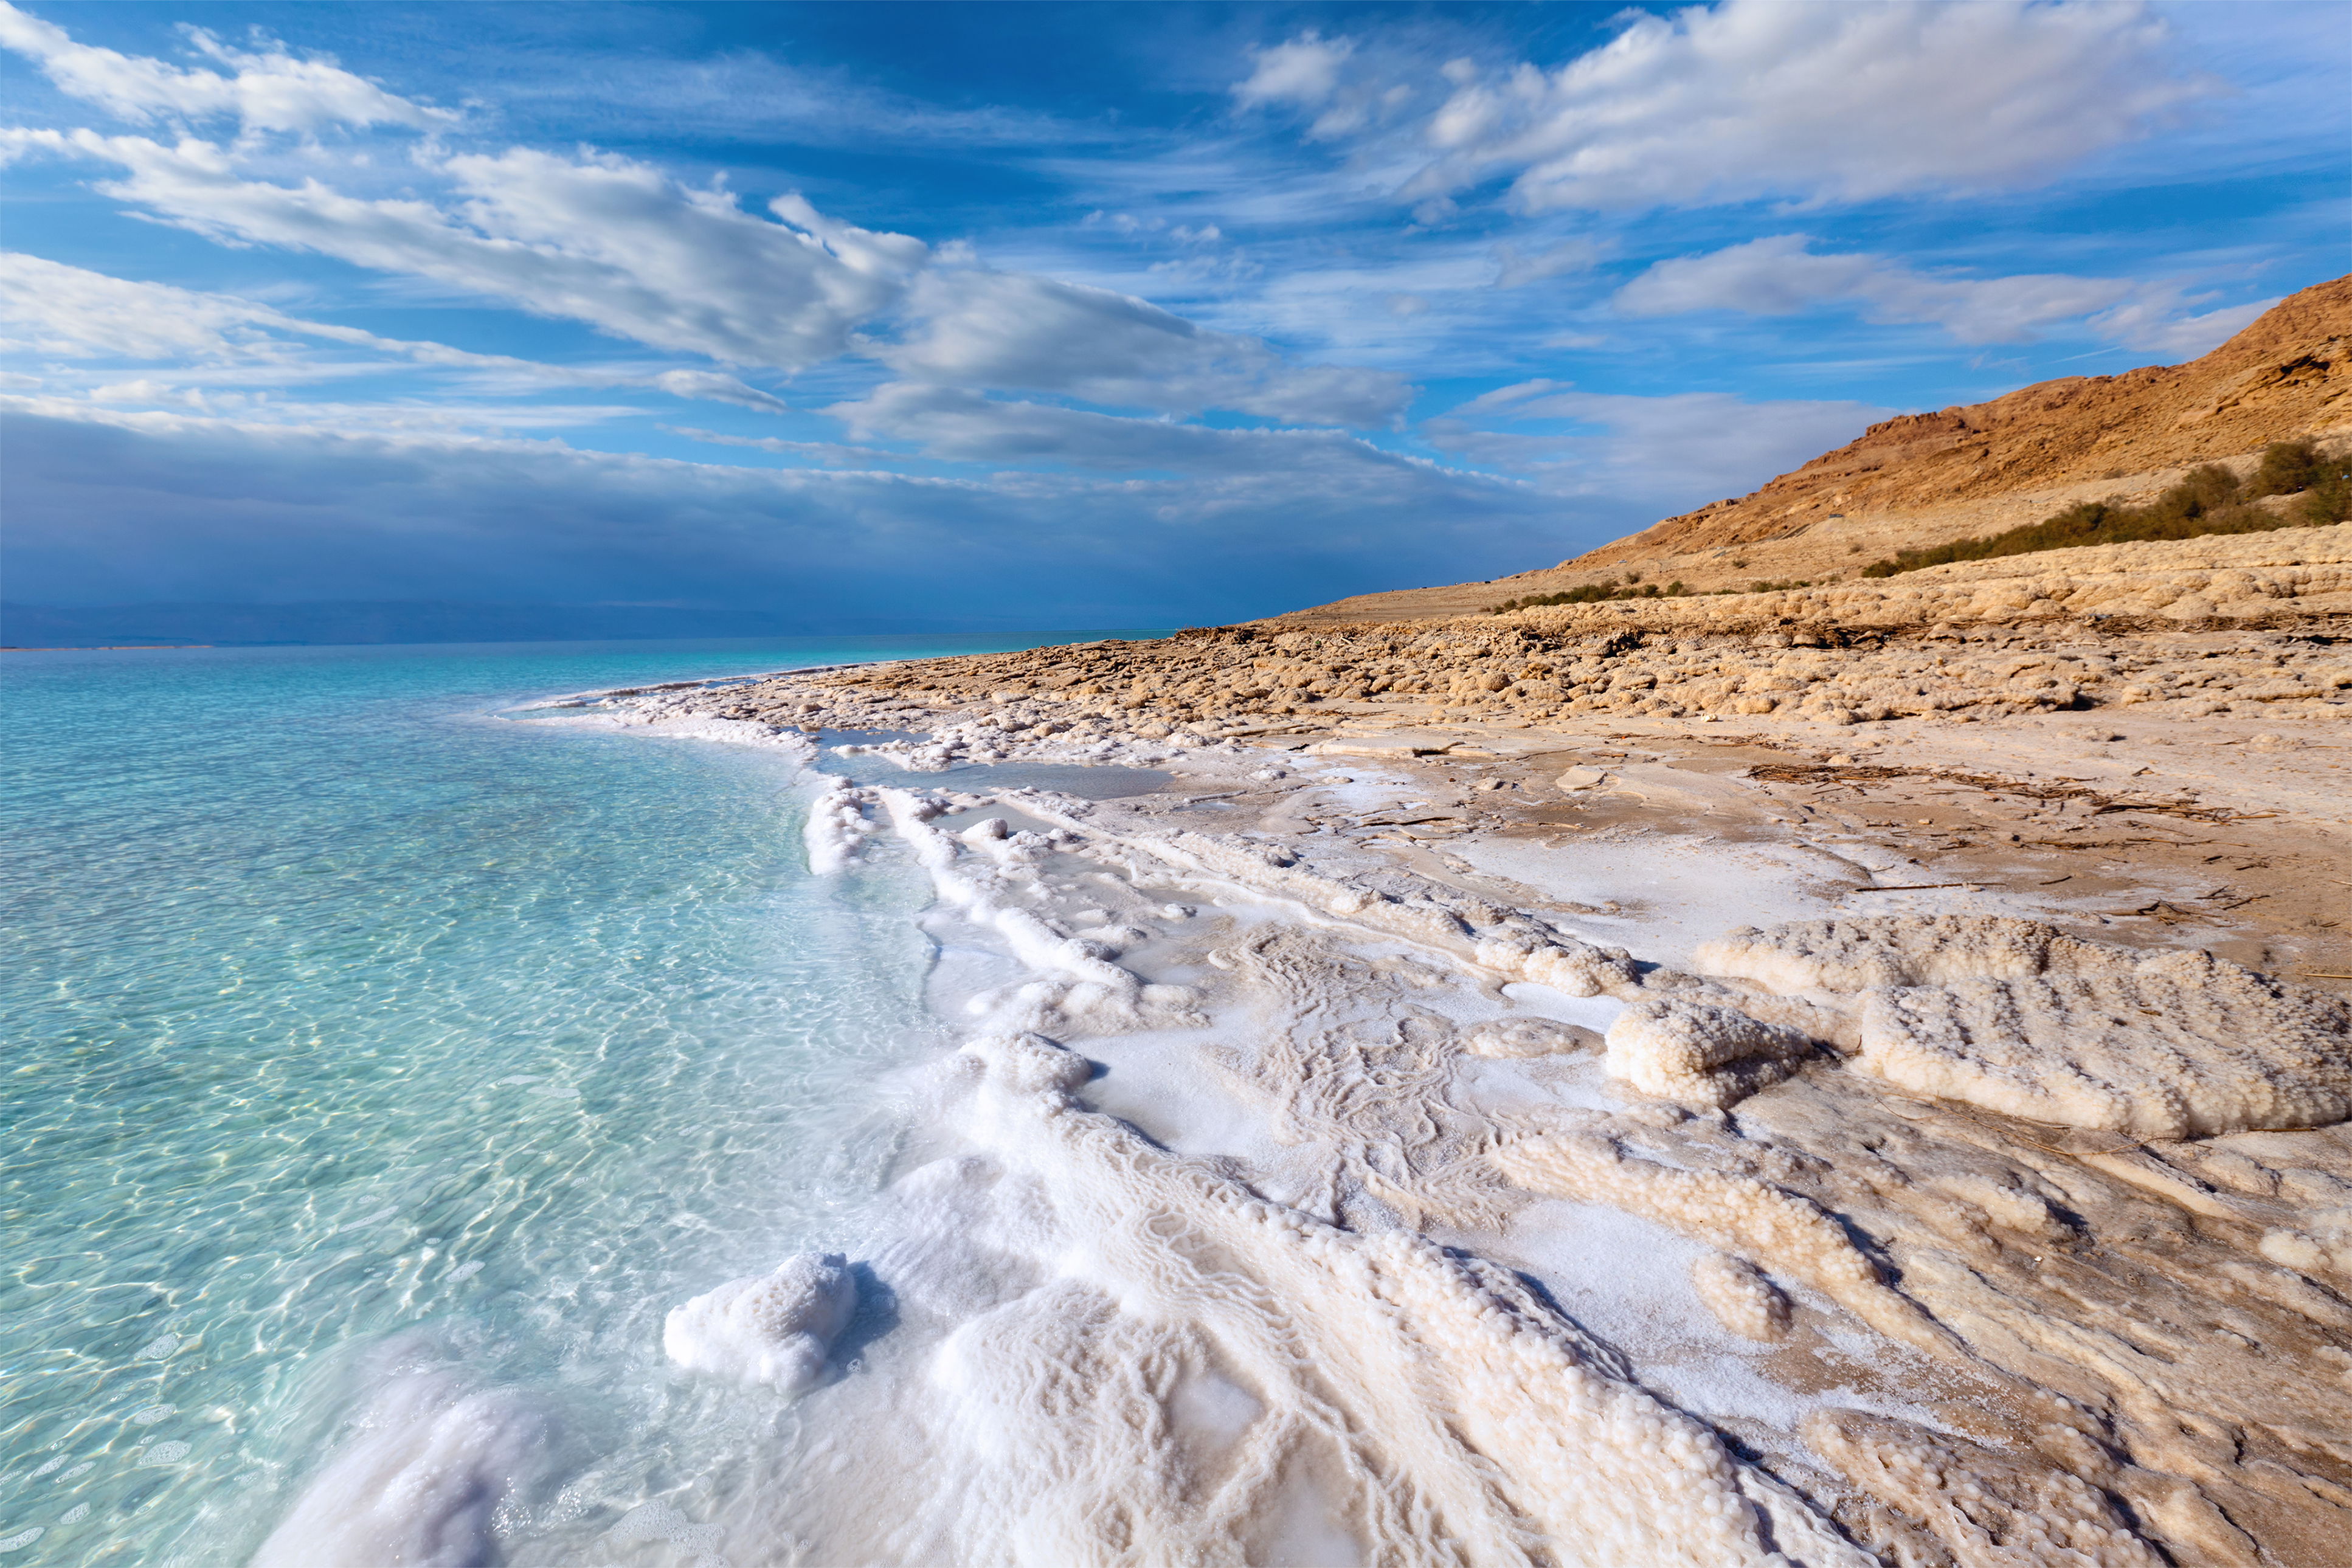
<box><xmin>1242</xmin><ymin>1</ymin><xmax>2213</xmax><ymax>213</ymax></box>
<box><xmin>0</xmin><ymin>1</ymin><xmax>455</xmax><ymax>134</ymax></box>
<box><xmin>1614</xmin><ymin>235</ymin><xmax>2267</xmax><ymax>354</ymax></box>
<box><xmin>1233</xmin><ymin>31</ymin><xmax>1355</xmax><ymax>112</ymax></box>
<box><xmin>879</xmin><ymin>268</ymin><xmax>1411</xmax><ymax>426</ymax></box>
<box><xmin>1427</xmin><ymin>379</ymin><xmax>1890</xmax><ymax>506</ymax></box>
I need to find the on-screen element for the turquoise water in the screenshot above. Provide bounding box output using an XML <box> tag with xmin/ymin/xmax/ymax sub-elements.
<box><xmin>0</xmin><ymin>634</ymin><xmax>1139</xmax><ymax>1565</ymax></box>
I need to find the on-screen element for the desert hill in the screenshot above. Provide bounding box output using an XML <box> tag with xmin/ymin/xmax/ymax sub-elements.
<box><xmin>1282</xmin><ymin>274</ymin><xmax>2351</xmax><ymax>625</ymax></box>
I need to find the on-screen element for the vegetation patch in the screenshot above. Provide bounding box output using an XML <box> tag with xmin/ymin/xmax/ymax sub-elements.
<box><xmin>1859</xmin><ymin>441</ymin><xmax>2350</xmax><ymax>579</ymax></box>
<box><xmin>1488</xmin><ymin>576</ymin><xmax>1687</xmax><ymax>613</ymax></box>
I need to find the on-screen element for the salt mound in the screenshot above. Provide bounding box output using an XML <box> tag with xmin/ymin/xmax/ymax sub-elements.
<box><xmin>1697</xmin><ymin>917</ymin><xmax>2352</xmax><ymax>1136</ymax></box>
<box><xmin>663</xmin><ymin>1252</ymin><xmax>858</xmax><ymax>1394</ymax></box>
<box><xmin>1693</xmin><ymin>914</ymin><xmax>2114</xmax><ymax>993</ymax></box>
<box><xmin>1859</xmin><ymin>954</ymin><xmax>2352</xmax><ymax>1138</ymax></box>
<box><xmin>1604</xmin><ymin>998</ymin><xmax>1814</xmax><ymax>1108</ymax></box>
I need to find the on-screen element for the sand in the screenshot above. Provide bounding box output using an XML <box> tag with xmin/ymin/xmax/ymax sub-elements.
<box><xmin>556</xmin><ymin>564</ymin><xmax>2352</xmax><ymax>1567</ymax></box>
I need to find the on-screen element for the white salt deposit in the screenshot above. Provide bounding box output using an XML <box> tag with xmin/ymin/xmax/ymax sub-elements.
<box><xmin>1603</xmin><ymin>997</ymin><xmax>1815</xmax><ymax>1108</ymax></box>
<box><xmin>663</xmin><ymin>1252</ymin><xmax>858</xmax><ymax>1395</ymax></box>
<box><xmin>803</xmin><ymin>775</ymin><xmax>870</xmax><ymax>873</ymax></box>
<box><xmin>1698</xmin><ymin>916</ymin><xmax>2352</xmax><ymax>1136</ymax></box>
<box><xmin>1689</xmin><ymin>1252</ymin><xmax>1791</xmax><ymax>1342</ymax></box>
<box><xmin>250</xmin><ymin>1352</ymin><xmax>548</xmax><ymax>1568</ymax></box>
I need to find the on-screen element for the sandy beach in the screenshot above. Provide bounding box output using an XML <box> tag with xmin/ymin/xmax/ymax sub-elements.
<box><xmin>562</xmin><ymin>554</ymin><xmax>2352</xmax><ymax>1567</ymax></box>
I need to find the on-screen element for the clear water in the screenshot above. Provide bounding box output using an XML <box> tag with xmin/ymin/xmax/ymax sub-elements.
<box><xmin>0</xmin><ymin>633</ymin><xmax>1154</xmax><ymax>1565</ymax></box>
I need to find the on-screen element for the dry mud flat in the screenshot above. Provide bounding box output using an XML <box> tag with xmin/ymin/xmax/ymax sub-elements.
<box><xmin>600</xmin><ymin>554</ymin><xmax>2351</xmax><ymax>1567</ymax></box>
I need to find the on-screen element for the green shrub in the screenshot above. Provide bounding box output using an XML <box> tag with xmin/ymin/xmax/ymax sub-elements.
<box><xmin>1856</xmin><ymin>448</ymin><xmax>2342</xmax><ymax>579</ymax></box>
<box><xmin>1487</xmin><ymin>576</ymin><xmax>1692</xmax><ymax>614</ymax></box>
<box><xmin>2252</xmin><ymin>438</ymin><xmax>2323</xmax><ymax>498</ymax></box>
<box><xmin>2300</xmin><ymin>471</ymin><xmax>2352</xmax><ymax>525</ymax></box>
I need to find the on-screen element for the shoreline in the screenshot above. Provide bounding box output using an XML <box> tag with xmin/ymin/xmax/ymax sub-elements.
<box><xmin>590</xmin><ymin>595</ymin><xmax>2352</xmax><ymax>1566</ymax></box>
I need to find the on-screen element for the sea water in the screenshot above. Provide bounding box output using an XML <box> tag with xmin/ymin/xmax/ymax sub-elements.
<box><xmin>0</xmin><ymin>634</ymin><xmax>1150</xmax><ymax>1566</ymax></box>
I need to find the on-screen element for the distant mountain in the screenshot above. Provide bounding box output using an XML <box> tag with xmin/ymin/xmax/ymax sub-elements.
<box><xmin>0</xmin><ymin>601</ymin><xmax>1019</xmax><ymax>648</ymax></box>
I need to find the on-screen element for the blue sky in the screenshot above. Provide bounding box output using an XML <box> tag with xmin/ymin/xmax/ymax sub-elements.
<box><xmin>2</xmin><ymin>1</ymin><xmax>2345</xmax><ymax>629</ymax></box>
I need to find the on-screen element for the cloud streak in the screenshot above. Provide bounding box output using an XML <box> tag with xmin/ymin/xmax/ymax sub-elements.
<box><xmin>1614</xmin><ymin>236</ymin><xmax>2271</xmax><ymax>353</ymax></box>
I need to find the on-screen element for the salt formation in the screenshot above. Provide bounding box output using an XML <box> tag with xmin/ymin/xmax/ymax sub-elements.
<box><xmin>906</xmin><ymin>1030</ymin><xmax>1871</xmax><ymax>1568</ymax></box>
<box><xmin>1803</xmin><ymin>1410</ymin><xmax>2166</xmax><ymax>1568</ymax></box>
<box><xmin>1699</xmin><ymin>915</ymin><xmax>2352</xmax><ymax>1136</ymax></box>
<box><xmin>1689</xmin><ymin>1252</ymin><xmax>1790</xmax><ymax>1342</ymax></box>
<box><xmin>545</xmin><ymin>652</ymin><xmax>2352</xmax><ymax>1567</ymax></box>
<box><xmin>1467</xmin><ymin>1016</ymin><xmax>1598</xmax><ymax>1058</ymax></box>
<box><xmin>251</xmin><ymin>1345</ymin><xmax>550</xmax><ymax>1568</ymax></box>
<box><xmin>803</xmin><ymin>775</ymin><xmax>870</xmax><ymax>873</ymax></box>
<box><xmin>663</xmin><ymin>1252</ymin><xmax>859</xmax><ymax>1394</ymax></box>
<box><xmin>1693</xmin><ymin>913</ymin><xmax>2103</xmax><ymax>992</ymax></box>
<box><xmin>1603</xmin><ymin>997</ymin><xmax>1816</xmax><ymax>1108</ymax></box>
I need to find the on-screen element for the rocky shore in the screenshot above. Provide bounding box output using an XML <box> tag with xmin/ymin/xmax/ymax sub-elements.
<box><xmin>577</xmin><ymin>520</ymin><xmax>2352</xmax><ymax>1565</ymax></box>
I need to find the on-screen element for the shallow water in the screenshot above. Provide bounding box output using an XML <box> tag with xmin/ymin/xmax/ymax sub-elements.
<box><xmin>0</xmin><ymin>633</ymin><xmax>1147</xmax><ymax>1566</ymax></box>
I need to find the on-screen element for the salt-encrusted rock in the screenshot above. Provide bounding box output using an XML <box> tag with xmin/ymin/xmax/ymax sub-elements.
<box><xmin>1698</xmin><ymin>917</ymin><xmax>2352</xmax><ymax>1136</ymax></box>
<box><xmin>1605</xmin><ymin>998</ymin><xmax>1817</xmax><ymax>1108</ymax></box>
<box><xmin>1693</xmin><ymin>914</ymin><xmax>2108</xmax><ymax>993</ymax></box>
<box><xmin>1803</xmin><ymin>1408</ymin><xmax>2165</xmax><ymax>1567</ymax></box>
<box><xmin>664</xmin><ymin>1253</ymin><xmax>859</xmax><ymax>1394</ymax></box>
<box><xmin>1857</xmin><ymin>953</ymin><xmax>2352</xmax><ymax>1138</ymax></box>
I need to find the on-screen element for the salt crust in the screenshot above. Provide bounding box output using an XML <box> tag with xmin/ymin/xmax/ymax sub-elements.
<box><xmin>1467</xmin><ymin>1016</ymin><xmax>1599</xmax><ymax>1059</ymax></box>
<box><xmin>1698</xmin><ymin>915</ymin><xmax>2352</xmax><ymax>1136</ymax></box>
<box><xmin>537</xmin><ymin>705</ymin><xmax>2352</xmax><ymax>1564</ymax></box>
<box><xmin>663</xmin><ymin>1252</ymin><xmax>858</xmax><ymax>1394</ymax></box>
<box><xmin>939</xmin><ymin>1032</ymin><xmax>1870</xmax><ymax>1567</ymax></box>
<box><xmin>1690</xmin><ymin>1251</ymin><xmax>1791</xmax><ymax>1342</ymax></box>
<box><xmin>1604</xmin><ymin>998</ymin><xmax>1815</xmax><ymax>1108</ymax></box>
<box><xmin>829</xmin><ymin>795</ymin><xmax>1869</xmax><ymax>1564</ymax></box>
<box><xmin>1804</xmin><ymin>1409</ymin><xmax>2165</xmax><ymax>1568</ymax></box>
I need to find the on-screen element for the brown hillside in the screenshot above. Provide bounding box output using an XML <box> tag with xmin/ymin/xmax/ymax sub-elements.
<box><xmin>1281</xmin><ymin>274</ymin><xmax>2351</xmax><ymax>625</ymax></box>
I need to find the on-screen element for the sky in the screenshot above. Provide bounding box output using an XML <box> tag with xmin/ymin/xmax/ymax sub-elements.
<box><xmin>2</xmin><ymin>1</ymin><xmax>2346</xmax><ymax>632</ymax></box>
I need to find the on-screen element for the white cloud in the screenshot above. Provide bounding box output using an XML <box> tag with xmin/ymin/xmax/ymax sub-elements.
<box><xmin>2084</xmin><ymin>292</ymin><xmax>2276</xmax><ymax>360</ymax></box>
<box><xmin>826</xmin><ymin>381</ymin><xmax>1447</xmax><ymax>475</ymax></box>
<box><xmin>1493</xmin><ymin>238</ymin><xmax>1610</xmax><ymax>289</ymax></box>
<box><xmin>879</xmin><ymin>268</ymin><xmax>1411</xmax><ymax>426</ymax></box>
<box><xmin>0</xmin><ymin>251</ymin><xmax>792</xmax><ymax>412</ymax></box>
<box><xmin>1243</xmin><ymin>1</ymin><xmax>2213</xmax><ymax>214</ymax></box>
<box><xmin>1613</xmin><ymin>235</ymin><xmax>2266</xmax><ymax>353</ymax></box>
<box><xmin>1427</xmin><ymin>379</ymin><xmax>1890</xmax><ymax>505</ymax></box>
<box><xmin>1233</xmin><ymin>32</ymin><xmax>1355</xmax><ymax>111</ymax></box>
<box><xmin>0</xmin><ymin>2</ymin><xmax>455</xmax><ymax>135</ymax></box>
<box><xmin>15</xmin><ymin>131</ymin><xmax>926</xmax><ymax>370</ymax></box>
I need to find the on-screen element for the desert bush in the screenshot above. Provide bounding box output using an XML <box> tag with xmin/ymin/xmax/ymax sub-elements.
<box><xmin>1858</xmin><ymin>451</ymin><xmax>2337</xmax><ymax>578</ymax></box>
<box><xmin>1487</xmin><ymin>578</ymin><xmax>1690</xmax><ymax>613</ymax></box>
<box><xmin>2252</xmin><ymin>438</ymin><xmax>2323</xmax><ymax>498</ymax></box>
